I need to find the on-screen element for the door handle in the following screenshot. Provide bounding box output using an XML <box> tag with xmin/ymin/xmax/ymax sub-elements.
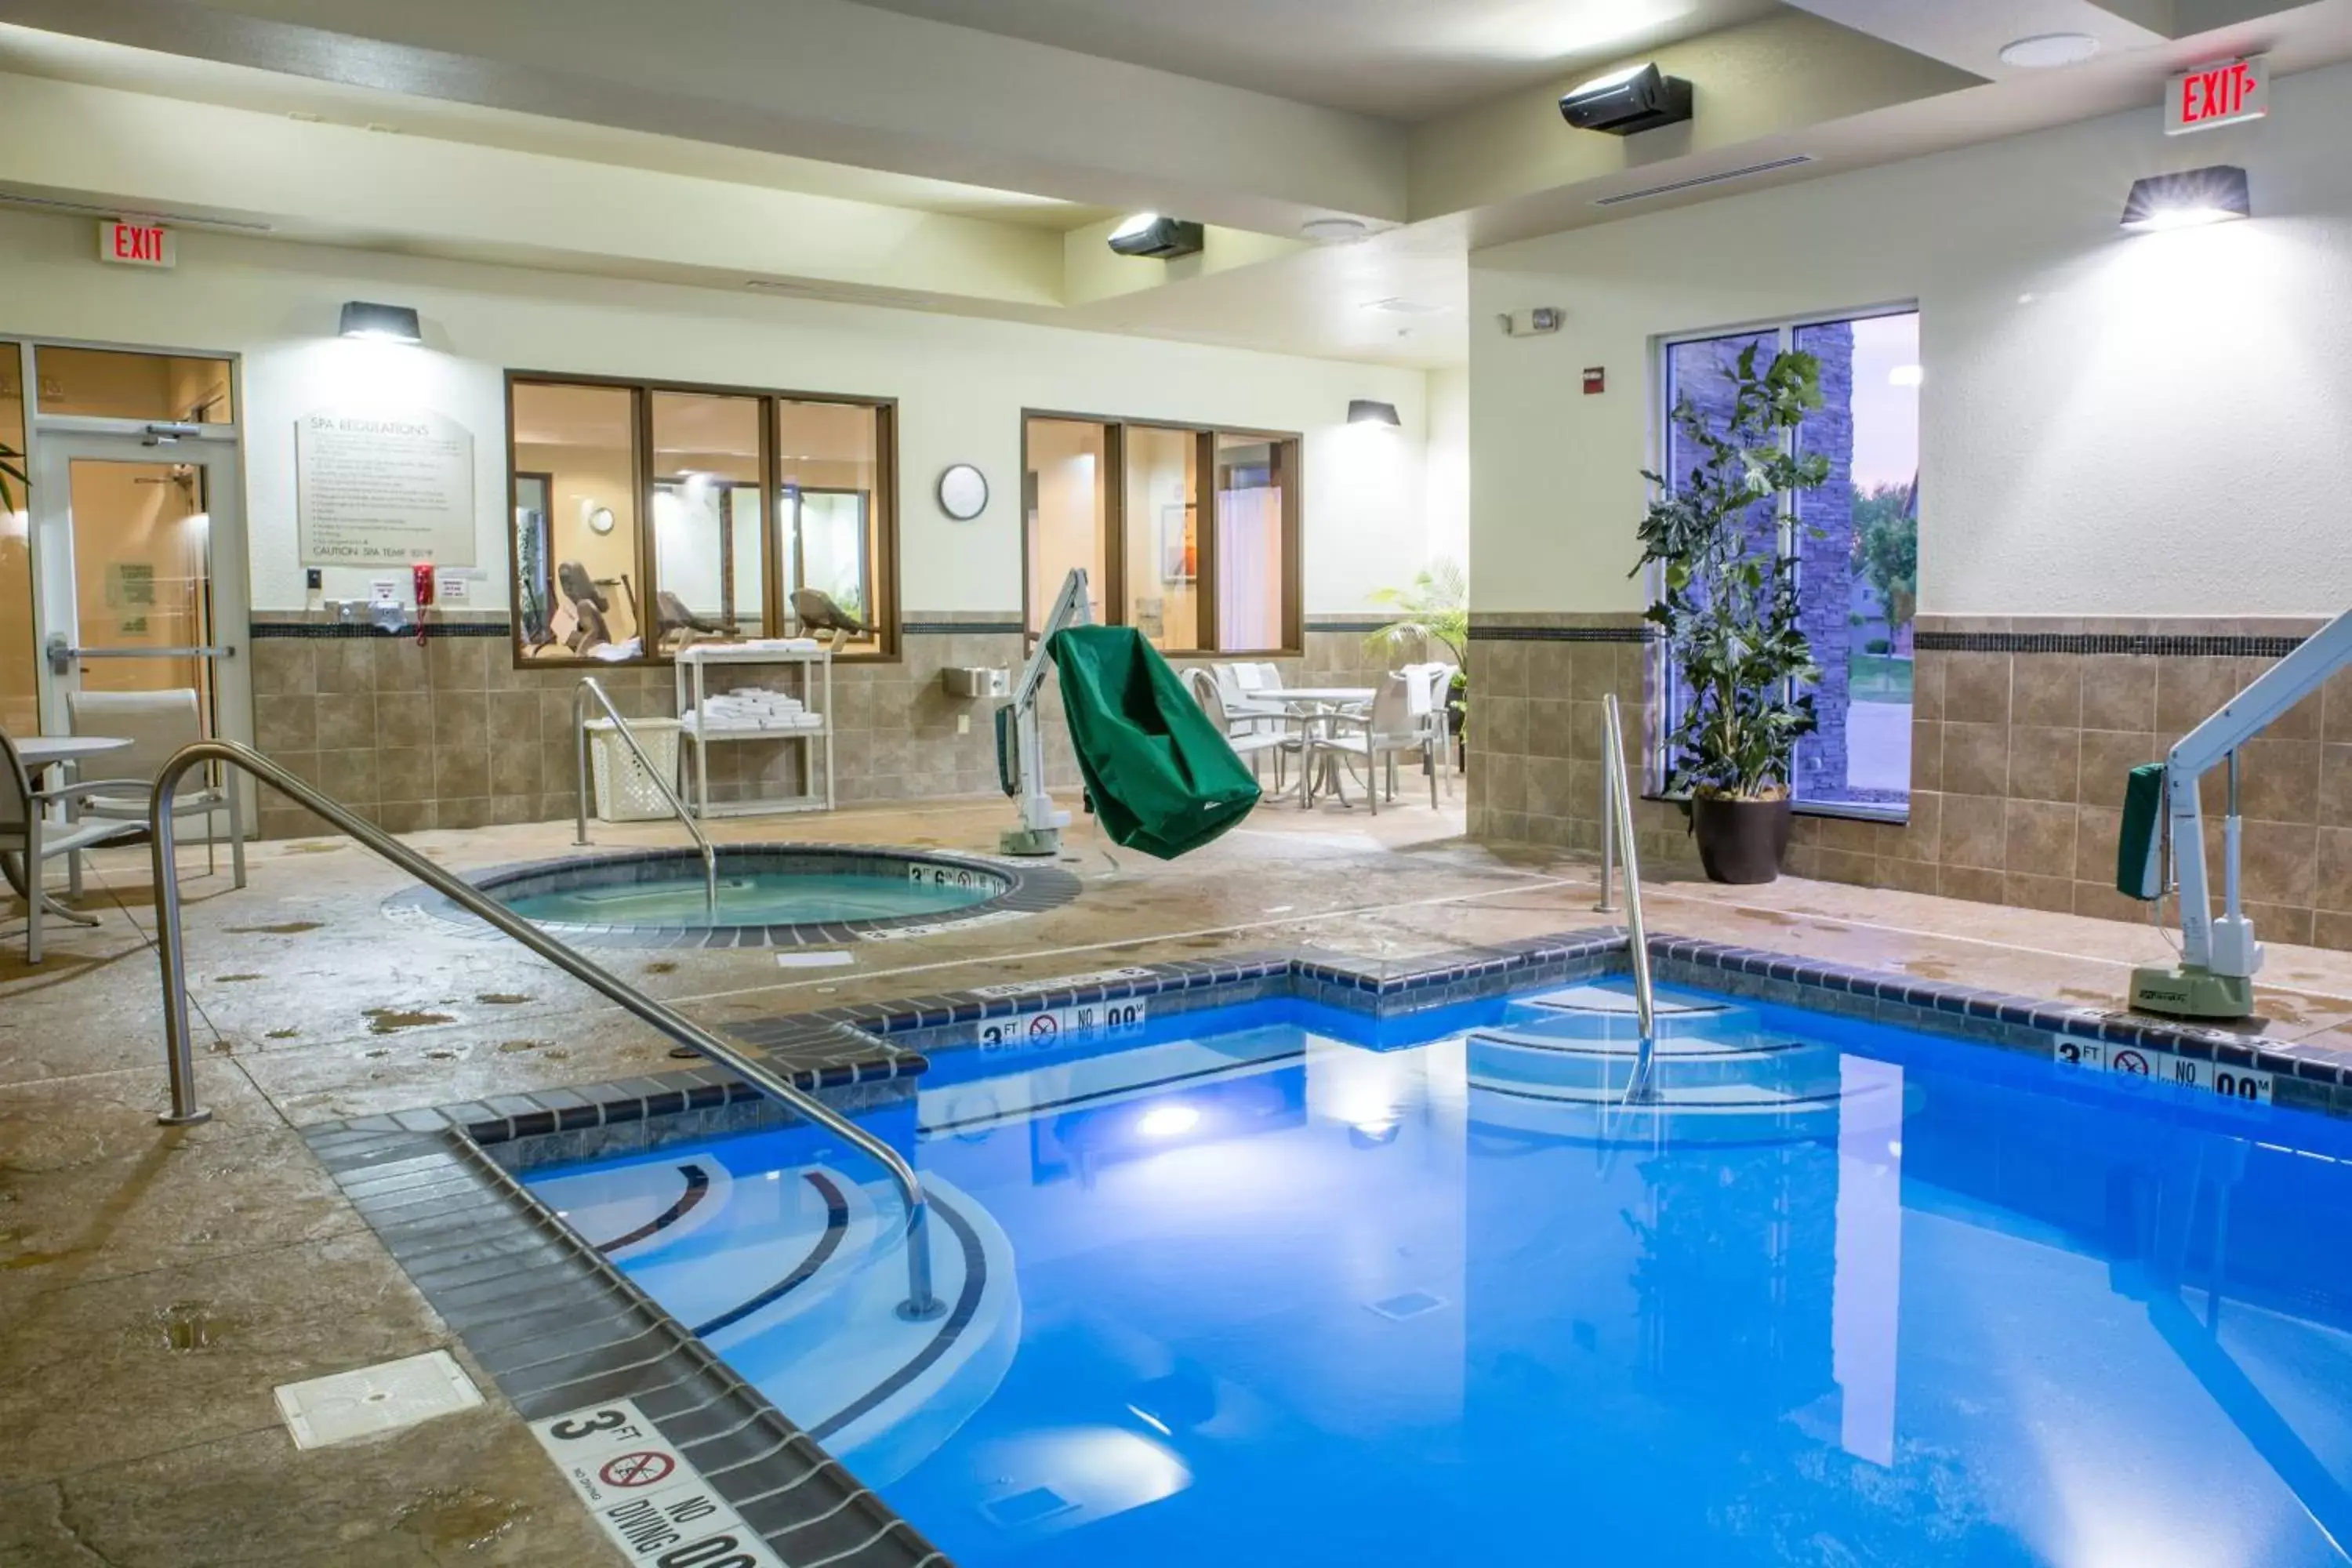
<box><xmin>45</xmin><ymin>634</ymin><xmax>236</xmax><ymax>675</ymax></box>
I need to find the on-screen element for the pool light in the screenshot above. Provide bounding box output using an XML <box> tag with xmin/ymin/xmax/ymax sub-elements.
<box><xmin>1137</xmin><ymin>1104</ymin><xmax>1200</xmax><ymax>1138</ymax></box>
<box><xmin>2121</xmin><ymin>165</ymin><xmax>2250</xmax><ymax>232</ymax></box>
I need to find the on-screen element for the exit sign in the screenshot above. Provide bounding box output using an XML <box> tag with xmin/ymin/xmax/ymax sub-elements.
<box><xmin>2166</xmin><ymin>56</ymin><xmax>2268</xmax><ymax>135</ymax></box>
<box><xmin>99</xmin><ymin>220</ymin><xmax>175</xmax><ymax>268</ymax></box>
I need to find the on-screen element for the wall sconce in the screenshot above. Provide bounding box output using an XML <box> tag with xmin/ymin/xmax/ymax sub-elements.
<box><xmin>339</xmin><ymin>300</ymin><xmax>423</xmax><ymax>342</ymax></box>
<box><xmin>2121</xmin><ymin>165</ymin><xmax>2250</xmax><ymax>232</ymax></box>
<box><xmin>1348</xmin><ymin>399</ymin><xmax>1401</xmax><ymax>427</ymax></box>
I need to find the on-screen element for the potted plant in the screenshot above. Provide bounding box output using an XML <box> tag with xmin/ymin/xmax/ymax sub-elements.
<box><xmin>1367</xmin><ymin>557</ymin><xmax>1468</xmax><ymax>759</ymax></box>
<box><xmin>1633</xmin><ymin>344</ymin><xmax>1828</xmax><ymax>884</ymax></box>
<box><xmin>0</xmin><ymin>441</ymin><xmax>24</xmax><ymax>514</ymax></box>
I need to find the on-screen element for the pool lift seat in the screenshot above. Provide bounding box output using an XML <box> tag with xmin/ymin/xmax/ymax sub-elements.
<box><xmin>2119</xmin><ymin>603</ymin><xmax>2352</xmax><ymax>1019</ymax></box>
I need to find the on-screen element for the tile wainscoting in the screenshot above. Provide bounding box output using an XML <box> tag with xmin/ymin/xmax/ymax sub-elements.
<box><xmin>248</xmin><ymin>612</ymin><xmax>1413</xmax><ymax>840</ymax></box>
<box><xmin>1468</xmin><ymin>613</ymin><xmax>2352</xmax><ymax>953</ymax></box>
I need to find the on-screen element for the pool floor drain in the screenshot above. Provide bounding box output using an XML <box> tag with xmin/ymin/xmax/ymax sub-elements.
<box><xmin>1367</xmin><ymin>1290</ymin><xmax>1449</xmax><ymax>1321</ymax></box>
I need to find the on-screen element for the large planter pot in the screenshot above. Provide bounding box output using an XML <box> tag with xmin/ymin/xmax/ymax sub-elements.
<box><xmin>1690</xmin><ymin>796</ymin><xmax>1794</xmax><ymax>885</ymax></box>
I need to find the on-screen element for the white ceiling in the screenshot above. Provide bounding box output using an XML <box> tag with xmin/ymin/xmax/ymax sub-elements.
<box><xmin>0</xmin><ymin>23</ymin><xmax>1114</xmax><ymax>230</ymax></box>
<box><xmin>844</xmin><ymin>0</ymin><xmax>1785</xmax><ymax>119</ymax></box>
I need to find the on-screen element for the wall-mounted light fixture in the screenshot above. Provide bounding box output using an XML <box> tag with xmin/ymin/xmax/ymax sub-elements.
<box><xmin>338</xmin><ymin>300</ymin><xmax>423</xmax><ymax>342</ymax></box>
<box><xmin>2121</xmin><ymin>165</ymin><xmax>2250</xmax><ymax>232</ymax></box>
<box><xmin>1107</xmin><ymin>212</ymin><xmax>1205</xmax><ymax>260</ymax></box>
<box><xmin>1348</xmin><ymin>399</ymin><xmax>1402</xmax><ymax>427</ymax></box>
<box><xmin>1559</xmin><ymin>62</ymin><xmax>1693</xmax><ymax>136</ymax></box>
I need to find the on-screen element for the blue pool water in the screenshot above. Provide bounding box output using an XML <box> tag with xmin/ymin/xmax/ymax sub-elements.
<box><xmin>499</xmin><ymin>871</ymin><xmax>989</xmax><ymax>927</ymax></box>
<box><xmin>528</xmin><ymin>983</ymin><xmax>2352</xmax><ymax>1566</ymax></box>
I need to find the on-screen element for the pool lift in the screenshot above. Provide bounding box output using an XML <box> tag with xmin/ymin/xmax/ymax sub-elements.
<box><xmin>2120</xmin><ymin>605</ymin><xmax>2352</xmax><ymax>1019</ymax></box>
<box><xmin>997</xmin><ymin>568</ymin><xmax>1091</xmax><ymax>856</ymax></box>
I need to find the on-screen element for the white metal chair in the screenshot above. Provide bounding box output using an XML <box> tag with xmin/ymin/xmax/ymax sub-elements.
<box><xmin>67</xmin><ymin>689</ymin><xmax>246</xmax><ymax>890</ymax></box>
<box><xmin>1401</xmin><ymin>662</ymin><xmax>1459</xmax><ymax>796</ymax></box>
<box><xmin>1</xmin><ymin>727</ymin><xmax>143</xmax><ymax>963</ymax></box>
<box><xmin>1306</xmin><ymin>673</ymin><xmax>1436</xmax><ymax>814</ymax></box>
<box><xmin>1213</xmin><ymin>662</ymin><xmax>1290</xmax><ymax>737</ymax></box>
<box><xmin>1187</xmin><ymin>668</ymin><xmax>1297</xmax><ymax>789</ymax></box>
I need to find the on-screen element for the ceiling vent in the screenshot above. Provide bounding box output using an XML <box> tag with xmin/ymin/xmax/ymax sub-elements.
<box><xmin>1594</xmin><ymin>155</ymin><xmax>1815</xmax><ymax>207</ymax></box>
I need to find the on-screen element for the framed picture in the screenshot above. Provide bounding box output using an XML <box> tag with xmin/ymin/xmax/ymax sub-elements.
<box><xmin>1159</xmin><ymin>502</ymin><xmax>1196</xmax><ymax>584</ymax></box>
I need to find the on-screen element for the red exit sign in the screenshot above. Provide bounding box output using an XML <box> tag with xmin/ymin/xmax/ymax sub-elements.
<box><xmin>98</xmin><ymin>220</ymin><xmax>175</xmax><ymax>268</ymax></box>
<box><xmin>2166</xmin><ymin>56</ymin><xmax>2268</xmax><ymax>135</ymax></box>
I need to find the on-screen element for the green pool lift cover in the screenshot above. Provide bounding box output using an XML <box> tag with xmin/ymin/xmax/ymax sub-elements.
<box><xmin>1047</xmin><ymin>625</ymin><xmax>1261</xmax><ymax>858</ymax></box>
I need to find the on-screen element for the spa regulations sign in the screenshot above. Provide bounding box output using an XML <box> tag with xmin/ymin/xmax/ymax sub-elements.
<box><xmin>296</xmin><ymin>408</ymin><xmax>476</xmax><ymax>567</ymax></box>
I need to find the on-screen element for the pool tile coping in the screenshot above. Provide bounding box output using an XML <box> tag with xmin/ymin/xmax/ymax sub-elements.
<box><xmin>303</xmin><ymin>925</ymin><xmax>2350</xmax><ymax>1568</ymax></box>
<box><xmin>383</xmin><ymin>842</ymin><xmax>1082</xmax><ymax>950</ymax></box>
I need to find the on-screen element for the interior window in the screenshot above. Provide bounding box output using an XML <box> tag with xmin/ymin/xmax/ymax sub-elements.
<box><xmin>1024</xmin><ymin>417</ymin><xmax>1111</xmax><ymax>633</ymax></box>
<box><xmin>777</xmin><ymin>398</ymin><xmax>888</xmax><ymax>655</ymax></box>
<box><xmin>34</xmin><ymin>346</ymin><xmax>234</xmax><ymax>424</ymax></box>
<box><xmin>1</xmin><ymin>344</ymin><xmax>34</xmax><ymax>735</ymax></box>
<box><xmin>1123</xmin><ymin>425</ymin><xmax>1201</xmax><ymax>652</ymax></box>
<box><xmin>510</xmin><ymin>381</ymin><xmax>644</xmax><ymax>662</ymax></box>
<box><xmin>652</xmin><ymin>390</ymin><xmax>764</xmax><ymax>649</ymax></box>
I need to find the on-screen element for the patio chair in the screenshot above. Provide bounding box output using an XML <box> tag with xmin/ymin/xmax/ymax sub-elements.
<box><xmin>1213</xmin><ymin>662</ymin><xmax>1289</xmax><ymax>736</ymax></box>
<box><xmin>1</xmin><ymin>726</ymin><xmax>144</xmax><ymax>963</ymax></box>
<box><xmin>67</xmin><ymin>688</ymin><xmax>246</xmax><ymax>890</ymax></box>
<box><xmin>1187</xmin><ymin>668</ymin><xmax>1296</xmax><ymax>790</ymax></box>
<box><xmin>1306</xmin><ymin>673</ymin><xmax>1435</xmax><ymax>814</ymax></box>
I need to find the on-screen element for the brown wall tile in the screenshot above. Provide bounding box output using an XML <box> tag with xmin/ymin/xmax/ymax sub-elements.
<box><xmin>1943</xmin><ymin>653</ymin><xmax>2011</xmax><ymax>725</ymax></box>
<box><xmin>2078</xmin><ymin>731</ymin><xmax>2160</xmax><ymax>810</ymax></box>
<box><xmin>2155</xmin><ymin>658</ymin><xmax>2238</xmax><ymax>736</ymax></box>
<box><xmin>2318</xmin><ymin>826</ymin><xmax>2352</xmax><ymax>915</ymax></box>
<box><xmin>2236</xmin><ymin>739</ymin><xmax>2320</xmax><ymax>825</ymax></box>
<box><xmin>1942</xmin><ymin>723</ymin><xmax>2009</xmax><ymax>798</ymax></box>
<box><xmin>2079</xmin><ymin>657</ymin><xmax>2156</xmax><ymax>732</ymax></box>
<box><xmin>2004</xmin><ymin>799</ymin><xmax>2078</xmax><ymax>873</ymax></box>
<box><xmin>2012</xmin><ymin>658</ymin><xmax>2081</xmax><ymax>729</ymax></box>
<box><xmin>1940</xmin><ymin>793</ymin><xmax>2006</xmax><ymax>869</ymax></box>
<box><xmin>2006</xmin><ymin>728</ymin><xmax>2081</xmax><ymax>803</ymax></box>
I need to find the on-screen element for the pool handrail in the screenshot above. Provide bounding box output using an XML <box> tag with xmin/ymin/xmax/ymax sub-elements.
<box><xmin>1597</xmin><ymin>694</ymin><xmax>1660</xmax><ymax>1102</ymax></box>
<box><xmin>572</xmin><ymin>675</ymin><xmax>717</xmax><ymax>923</ymax></box>
<box><xmin>147</xmin><ymin>739</ymin><xmax>943</xmax><ymax>1319</ymax></box>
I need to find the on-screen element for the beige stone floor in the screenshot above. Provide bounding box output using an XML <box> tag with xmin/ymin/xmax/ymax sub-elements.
<box><xmin>8</xmin><ymin>786</ymin><xmax>2352</xmax><ymax>1564</ymax></box>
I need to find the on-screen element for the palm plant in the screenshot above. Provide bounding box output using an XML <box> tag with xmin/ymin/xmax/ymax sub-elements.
<box><xmin>1365</xmin><ymin>557</ymin><xmax>1467</xmax><ymax>665</ymax></box>
<box><xmin>0</xmin><ymin>441</ymin><xmax>24</xmax><ymax>514</ymax></box>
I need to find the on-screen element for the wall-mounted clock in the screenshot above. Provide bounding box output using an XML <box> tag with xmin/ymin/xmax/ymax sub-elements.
<box><xmin>938</xmin><ymin>463</ymin><xmax>989</xmax><ymax>521</ymax></box>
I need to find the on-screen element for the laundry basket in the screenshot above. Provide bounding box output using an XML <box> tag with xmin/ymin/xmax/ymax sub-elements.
<box><xmin>584</xmin><ymin>717</ymin><xmax>684</xmax><ymax>823</ymax></box>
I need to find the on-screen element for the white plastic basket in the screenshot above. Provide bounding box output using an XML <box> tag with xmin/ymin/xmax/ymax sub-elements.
<box><xmin>584</xmin><ymin>717</ymin><xmax>684</xmax><ymax>823</ymax></box>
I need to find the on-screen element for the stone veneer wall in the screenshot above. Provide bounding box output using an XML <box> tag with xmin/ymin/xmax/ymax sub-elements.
<box><xmin>1468</xmin><ymin>613</ymin><xmax>2352</xmax><ymax>954</ymax></box>
<box><xmin>249</xmin><ymin>611</ymin><xmax>1410</xmax><ymax>840</ymax></box>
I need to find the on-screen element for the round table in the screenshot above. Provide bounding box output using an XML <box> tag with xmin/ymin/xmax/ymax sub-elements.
<box><xmin>1256</xmin><ymin>688</ymin><xmax>1376</xmax><ymax>807</ymax></box>
<box><xmin>5</xmin><ymin>734</ymin><xmax>134</xmax><ymax>920</ymax></box>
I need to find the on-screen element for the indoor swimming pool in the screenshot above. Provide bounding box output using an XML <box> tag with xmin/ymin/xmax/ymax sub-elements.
<box><xmin>524</xmin><ymin>982</ymin><xmax>2352</xmax><ymax>1566</ymax></box>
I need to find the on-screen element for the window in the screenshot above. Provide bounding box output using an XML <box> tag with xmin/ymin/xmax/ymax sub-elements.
<box><xmin>1656</xmin><ymin>308</ymin><xmax>1920</xmax><ymax>818</ymax></box>
<box><xmin>1022</xmin><ymin>412</ymin><xmax>1299</xmax><ymax>654</ymax></box>
<box><xmin>508</xmin><ymin>376</ymin><xmax>896</xmax><ymax>663</ymax></box>
<box><xmin>35</xmin><ymin>345</ymin><xmax>234</xmax><ymax>423</ymax></box>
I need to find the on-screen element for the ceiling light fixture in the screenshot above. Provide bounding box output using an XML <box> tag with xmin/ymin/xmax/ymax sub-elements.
<box><xmin>1107</xmin><ymin>212</ymin><xmax>1205</xmax><ymax>260</ymax></box>
<box><xmin>1301</xmin><ymin>216</ymin><xmax>1369</xmax><ymax>243</ymax></box>
<box><xmin>338</xmin><ymin>300</ymin><xmax>422</xmax><ymax>343</ymax></box>
<box><xmin>2121</xmin><ymin>165</ymin><xmax>2251</xmax><ymax>232</ymax></box>
<box><xmin>1137</xmin><ymin>1105</ymin><xmax>1200</xmax><ymax>1138</ymax></box>
<box><xmin>1888</xmin><ymin>364</ymin><xmax>1924</xmax><ymax>387</ymax></box>
<box><xmin>1348</xmin><ymin>399</ymin><xmax>1402</xmax><ymax>427</ymax></box>
<box><xmin>1998</xmin><ymin>33</ymin><xmax>2099</xmax><ymax>69</ymax></box>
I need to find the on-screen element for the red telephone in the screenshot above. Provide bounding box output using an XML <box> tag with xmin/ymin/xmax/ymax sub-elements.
<box><xmin>412</xmin><ymin>562</ymin><xmax>436</xmax><ymax>646</ymax></box>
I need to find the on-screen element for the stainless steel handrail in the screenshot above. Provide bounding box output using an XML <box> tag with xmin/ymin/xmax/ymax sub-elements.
<box><xmin>147</xmin><ymin>741</ymin><xmax>941</xmax><ymax>1319</ymax></box>
<box><xmin>573</xmin><ymin>676</ymin><xmax>717</xmax><ymax>923</ymax></box>
<box><xmin>1599</xmin><ymin>694</ymin><xmax>1659</xmax><ymax>1103</ymax></box>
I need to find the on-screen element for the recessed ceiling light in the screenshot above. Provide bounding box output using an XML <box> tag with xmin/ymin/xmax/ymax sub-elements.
<box><xmin>1999</xmin><ymin>33</ymin><xmax>2099</xmax><ymax>68</ymax></box>
<box><xmin>1301</xmin><ymin>216</ymin><xmax>1368</xmax><ymax>242</ymax></box>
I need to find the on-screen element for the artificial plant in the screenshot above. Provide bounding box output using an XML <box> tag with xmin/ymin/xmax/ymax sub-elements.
<box><xmin>1632</xmin><ymin>343</ymin><xmax>1830</xmax><ymax>800</ymax></box>
<box><xmin>0</xmin><ymin>441</ymin><xmax>24</xmax><ymax>514</ymax></box>
<box><xmin>1367</xmin><ymin>557</ymin><xmax>1469</xmax><ymax>744</ymax></box>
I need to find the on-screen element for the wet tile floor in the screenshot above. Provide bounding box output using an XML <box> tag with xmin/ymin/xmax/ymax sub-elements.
<box><xmin>7</xmin><ymin>790</ymin><xmax>2352</xmax><ymax>1564</ymax></box>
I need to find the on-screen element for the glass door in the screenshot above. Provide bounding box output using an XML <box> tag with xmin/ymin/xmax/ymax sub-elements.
<box><xmin>29</xmin><ymin>430</ymin><xmax>251</xmax><ymax>818</ymax></box>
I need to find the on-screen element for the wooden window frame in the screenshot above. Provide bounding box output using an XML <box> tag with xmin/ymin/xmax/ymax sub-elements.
<box><xmin>504</xmin><ymin>370</ymin><xmax>900</xmax><ymax>670</ymax></box>
<box><xmin>1019</xmin><ymin>408</ymin><xmax>1301</xmax><ymax>657</ymax></box>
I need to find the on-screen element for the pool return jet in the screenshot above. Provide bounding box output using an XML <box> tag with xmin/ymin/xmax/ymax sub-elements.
<box><xmin>2119</xmin><ymin>605</ymin><xmax>2352</xmax><ymax>1019</ymax></box>
<box><xmin>995</xmin><ymin>568</ymin><xmax>1263</xmax><ymax>859</ymax></box>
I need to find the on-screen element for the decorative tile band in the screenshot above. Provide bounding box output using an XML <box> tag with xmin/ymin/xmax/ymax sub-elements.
<box><xmin>901</xmin><ymin>621</ymin><xmax>1023</xmax><ymax>636</ymax></box>
<box><xmin>1916</xmin><ymin>630</ymin><xmax>2307</xmax><ymax>657</ymax></box>
<box><xmin>1468</xmin><ymin>625</ymin><xmax>1656</xmax><ymax>644</ymax></box>
<box><xmin>252</xmin><ymin>619</ymin><xmax>513</xmax><ymax>639</ymax></box>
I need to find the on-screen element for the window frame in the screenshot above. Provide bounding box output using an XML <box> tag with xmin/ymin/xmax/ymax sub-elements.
<box><xmin>504</xmin><ymin>370</ymin><xmax>899</xmax><ymax>668</ymax></box>
<box><xmin>1020</xmin><ymin>407</ymin><xmax>1302</xmax><ymax>657</ymax></box>
<box><xmin>1647</xmin><ymin>302</ymin><xmax>1920</xmax><ymax>826</ymax></box>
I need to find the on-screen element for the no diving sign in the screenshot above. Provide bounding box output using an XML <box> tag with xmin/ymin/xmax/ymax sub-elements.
<box><xmin>530</xmin><ymin>1399</ymin><xmax>784</xmax><ymax>1566</ymax></box>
